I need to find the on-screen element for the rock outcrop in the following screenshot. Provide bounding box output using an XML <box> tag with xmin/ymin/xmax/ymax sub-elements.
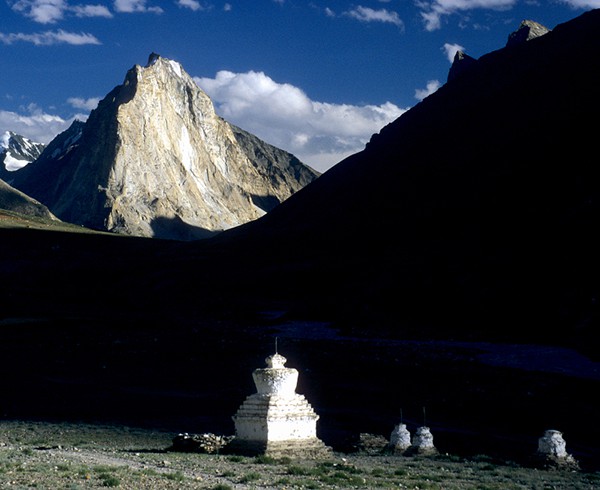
<box><xmin>506</xmin><ymin>20</ymin><xmax>550</xmax><ymax>48</ymax></box>
<box><xmin>448</xmin><ymin>20</ymin><xmax>549</xmax><ymax>83</ymax></box>
<box><xmin>447</xmin><ymin>50</ymin><xmax>477</xmax><ymax>83</ymax></box>
<box><xmin>11</xmin><ymin>53</ymin><xmax>319</xmax><ymax>240</ymax></box>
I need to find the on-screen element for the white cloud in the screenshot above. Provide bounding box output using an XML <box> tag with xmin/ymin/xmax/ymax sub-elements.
<box><xmin>176</xmin><ymin>0</ymin><xmax>203</xmax><ymax>10</ymax></box>
<box><xmin>72</xmin><ymin>4</ymin><xmax>113</xmax><ymax>17</ymax></box>
<box><xmin>10</xmin><ymin>1</ymin><xmax>114</xmax><ymax>22</ymax></box>
<box><xmin>9</xmin><ymin>0</ymin><xmax>67</xmax><ymax>24</ymax></box>
<box><xmin>0</xmin><ymin>29</ymin><xmax>101</xmax><ymax>45</ymax></box>
<box><xmin>1</xmin><ymin>132</ymin><xmax>11</xmax><ymax>149</ymax></box>
<box><xmin>443</xmin><ymin>42</ymin><xmax>465</xmax><ymax>62</ymax></box>
<box><xmin>194</xmin><ymin>70</ymin><xmax>407</xmax><ymax>172</ymax></box>
<box><xmin>113</xmin><ymin>0</ymin><xmax>163</xmax><ymax>13</ymax></box>
<box><xmin>223</xmin><ymin>3</ymin><xmax>232</xmax><ymax>11</ymax></box>
<box><xmin>0</xmin><ymin>105</ymin><xmax>77</xmax><ymax>145</ymax></box>
<box><xmin>415</xmin><ymin>80</ymin><xmax>441</xmax><ymax>101</ymax></box>
<box><xmin>417</xmin><ymin>0</ymin><xmax>516</xmax><ymax>31</ymax></box>
<box><xmin>67</xmin><ymin>97</ymin><xmax>100</xmax><ymax>111</ymax></box>
<box><xmin>345</xmin><ymin>6</ymin><xmax>404</xmax><ymax>27</ymax></box>
<box><xmin>559</xmin><ymin>0</ymin><xmax>600</xmax><ymax>6</ymax></box>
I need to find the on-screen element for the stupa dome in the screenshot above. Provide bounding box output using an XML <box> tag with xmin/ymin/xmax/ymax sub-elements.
<box><xmin>253</xmin><ymin>353</ymin><xmax>298</xmax><ymax>397</ymax></box>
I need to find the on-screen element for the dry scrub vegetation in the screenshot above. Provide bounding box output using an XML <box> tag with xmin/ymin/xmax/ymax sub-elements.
<box><xmin>1</xmin><ymin>420</ymin><xmax>598</xmax><ymax>489</ymax></box>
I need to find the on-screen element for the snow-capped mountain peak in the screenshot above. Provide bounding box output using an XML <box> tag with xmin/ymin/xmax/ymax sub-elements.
<box><xmin>1</xmin><ymin>131</ymin><xmax>45</xmax><ymax>173</ymax></box>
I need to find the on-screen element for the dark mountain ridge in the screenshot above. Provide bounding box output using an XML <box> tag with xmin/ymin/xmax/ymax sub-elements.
<box><xmin>201</xmin><ymin>9</ymin><xmax>600</xmax><ymax>350</ymax></box>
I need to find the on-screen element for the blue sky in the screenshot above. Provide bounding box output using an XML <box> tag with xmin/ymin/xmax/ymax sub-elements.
<box><xmin>1</xmin><ymin>1</ymin><xmax>598</xmax><ymax>172</ymax></box>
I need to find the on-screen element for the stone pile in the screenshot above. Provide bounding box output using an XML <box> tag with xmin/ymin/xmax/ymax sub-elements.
<box><xmin>170</xmin><ymin>433</ymin><xmax>233</xmax><ymax>454</ymax></box>
<box><xmin>353</xmin><ymin>433</ymin><xmax>389</xmax><ymax>454</ymax></box>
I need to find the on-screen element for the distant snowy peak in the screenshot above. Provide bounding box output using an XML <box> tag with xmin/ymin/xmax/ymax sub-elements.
<box><xmin>0</xmin><ymin>131</ymin><xmax>45</xmax><ymax>172</ymax></box>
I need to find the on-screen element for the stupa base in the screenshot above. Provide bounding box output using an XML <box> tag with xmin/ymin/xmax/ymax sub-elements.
<box><xmin>226</xmin><ymin>437</ymin><xmax>332</xmax><ymax>459</ymax></box>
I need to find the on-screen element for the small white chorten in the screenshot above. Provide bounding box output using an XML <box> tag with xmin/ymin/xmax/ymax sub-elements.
<box><xmin>408</xmin><ymin>426</ymin><xmax>438</xmax><ymax>455</ymax></box>
<box><xmin>535</xmin><ymin>429</ymin><xmax>579</xmax><ymax>470</ymax></box>
<box><xmin>538</xmin><ymin>430</ymin><xmax>568</xmax><ymax>458</ymax></box>
<box><xmin>230</xmin><ymin>352</ymin><xmax>330</xmax><ymax>457</ymax></box>
<box><xmin>389</xmin><ymin>423</ymin><xmax>411</xmax><ymax>453</ymax></box>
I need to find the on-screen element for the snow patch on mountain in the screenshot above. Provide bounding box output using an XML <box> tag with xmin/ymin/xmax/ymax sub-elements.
<box><xmin>169</xmin><ymin>60</ymin><xmax>183</xmax><ymax>78</ymax></box>
<box><xmin>3</xmin><ymin>153</ymin><xmax>29</xmax><ymax>171</ymax></box>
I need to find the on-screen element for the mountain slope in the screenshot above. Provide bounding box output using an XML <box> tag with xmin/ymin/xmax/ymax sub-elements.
<box><xmin>0</xmin><ymin>178</ymin><xmax>56</xmax><ymax>221</ymax></box>
<box><xmin>202</xmin><ymin>9</ymin><xmax>600</xmax><ymax>346</ymax></box>
<box><xmin>11</xmin><ymin>54</ymin><xmax>319</xmax><ymax>240</ymax></box>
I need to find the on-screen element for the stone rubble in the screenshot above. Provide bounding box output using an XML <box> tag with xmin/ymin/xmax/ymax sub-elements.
<box><xmin>170</xmin><ymin>433</ymin><xmax>233</xmax><ymax>454</ymax></box>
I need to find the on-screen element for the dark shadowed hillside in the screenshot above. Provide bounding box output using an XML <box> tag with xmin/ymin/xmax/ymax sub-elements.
<box><xmin>202</xmin><ymin>9</ymin><xmax>600</xmax><ymax>352</ymax></box>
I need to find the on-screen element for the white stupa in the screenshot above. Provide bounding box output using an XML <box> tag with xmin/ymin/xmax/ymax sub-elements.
<box><xmin>229</xmin><ymin>352</ymin><xmax>331</xmax><ymax>457</ymax></box>
<box><xmin>534</xmin><ymin>429</ymin><xmax>579</xmax><ymax>470</ymax></box>
<box><xmin>407</xmin><ymin>426</ymin><xmax>438</xmax><ymax>455</ymax></box>
<box><xmin>389</xmin><ymin>423</ymin><xmax>411</xmax><ymax>453</ymax></box>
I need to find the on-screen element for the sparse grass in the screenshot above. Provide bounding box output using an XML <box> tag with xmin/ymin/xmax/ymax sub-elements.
<box><xmin>287</xmin><ymin>464</ymin><xmax>309</xmax><ymax>475</ymax></box>
<box><xmin>238</xmin><ymin>470</ymin><xmax>261</xmax><ymax>483</ymax></box>
<box><xmin>252</xmin><ymin>454</ymin><xmax>277</xmax><ymax>464</ymax></box>
<box><xmin>1</xmin><ymin>420</ymin><xmax>599</xmax><ymax>489</ymax></box>
<box><xmin>226</xmin><ymin>455</ymin><xmax>244</xmax><ymax>463</ymax></box>
<box><xmin>0</xmin><ymin>208</ymin><xmax>118</xmax><ymax>235</ymax></box>
<box><xmin>163</xmin><ymin>470</ymin><xmax>186</xmax><ymax>482</ymax></box>
<box><xmin>98</xmin><ymin>472</ymin><xmax>121</xmax><ymax>487</ymax></box>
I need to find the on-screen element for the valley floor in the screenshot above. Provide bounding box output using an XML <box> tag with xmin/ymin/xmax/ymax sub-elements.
<box><xmin>0</xmin><ymin>420</ymin><xmax>598</xmax><ymax>489</ymax></box>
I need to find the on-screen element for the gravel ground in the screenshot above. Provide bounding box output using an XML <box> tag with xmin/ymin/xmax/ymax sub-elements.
<box><xmin>1</xmin><ymin>420</ymin><xmax>598</xmax><ymax>489</ymax></box>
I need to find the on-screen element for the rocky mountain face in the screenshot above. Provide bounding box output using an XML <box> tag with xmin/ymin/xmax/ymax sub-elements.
<box><xmin>11</xmin><ymin>54</ymin><xmax>318</xmax><ymax>240</ymax></box>
<box><xmin>0</xmin><ymin>131</ymin><xmax>45</xmax><ymax>181</ymax></box>
<box><xmin>506</xmin><ymin>19</ymin><xmax>550</xmax><ymax>47</ymax></box>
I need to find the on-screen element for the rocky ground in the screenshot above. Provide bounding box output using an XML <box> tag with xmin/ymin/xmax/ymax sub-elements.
<box><xmin>1</xmin><ymin>420</ymin><xmax>598</xmax><ymax>489</ymax></box>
